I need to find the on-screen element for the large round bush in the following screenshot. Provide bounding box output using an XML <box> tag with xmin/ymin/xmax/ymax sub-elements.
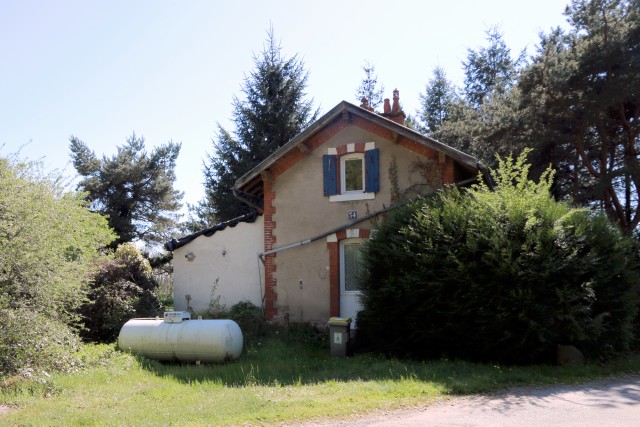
<box><xmin>357</xmin><ymin>154</ymin><xmax>639</xmax><ymax>364</ymax></box>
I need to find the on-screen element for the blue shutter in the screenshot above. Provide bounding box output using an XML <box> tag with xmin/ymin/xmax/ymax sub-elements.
<box><xmin>365</xmin><ymin>149</ymin><xmax>380</xmax><ymax>193</ymax></box>
<box><xmin>323</xmin><ymin>155</ymin><xmax>338</xmax><ymax>196</ymax></box>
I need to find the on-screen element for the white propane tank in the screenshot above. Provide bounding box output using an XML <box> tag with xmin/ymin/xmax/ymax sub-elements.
<box><xmin>117</xmin><ymin>312</ymin><xmax>243</xmax><ymax>362</ymax></box>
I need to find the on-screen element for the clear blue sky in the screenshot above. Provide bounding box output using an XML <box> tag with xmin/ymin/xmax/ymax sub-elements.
<box><xmin>1</xmin><ymin>0</ymin><xmax>570</xmax><ymax>214</ymax></box>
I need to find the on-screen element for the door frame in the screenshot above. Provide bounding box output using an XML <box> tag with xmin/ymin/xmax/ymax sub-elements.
<box><xmin>327</xmin><ymin>228</ymin><xmax>370</xmax><ymax>318</ymax></box>
<box><xmin>339</xmin><ymin>237</ymin><xmax>364</xmax><ymax>323</ymax></box>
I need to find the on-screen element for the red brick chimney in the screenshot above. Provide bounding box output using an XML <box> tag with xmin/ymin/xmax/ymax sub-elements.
<box><xmin>383</xmin><ymin>98</ymin><xmax>391</xmax><ymax>113</ymax></box>
<box><xmin>392</xmin><ymin>89</ymin><xmax>400</xmax><ymax>113</ymax></box>
<box><xmin>380</xmin><ymin>88</ymin><xmax>406</xmax><ymax>125</ymax></box>
<box><xmin>360</xmin><ymin>96</ymin><xmax>374</xmax><ymax>112</ymax></box>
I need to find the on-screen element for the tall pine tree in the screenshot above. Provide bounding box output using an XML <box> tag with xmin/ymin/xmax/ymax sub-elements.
<box><xmin>463</xmin><ymin>26</ymin><xmax>524</xmax><ymax>108</ymax></box>
<box><xmin>355</xmin><ymin>61</ymin><xmax>385</xmax><ymax>110</ymax></box>
<box><xmin>193</xmin><ymin>29</ymin><xmax>318</xmax><ymax>226</ymax></box>
<box><xmin>418</xmin><ymin>66</ymin><xmax>458</xmax><ymax>135</ymax></box>
<box><xmin>432</xmin><ymin>28</ymin><xmax>527</xmax><ymax>166</ymax></box>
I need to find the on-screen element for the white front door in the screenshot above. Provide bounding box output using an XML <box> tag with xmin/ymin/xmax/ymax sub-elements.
<box><xmin>340</xmin><ymin>238</ymin><xmax>364</xmax><ymax>327</ymax></box>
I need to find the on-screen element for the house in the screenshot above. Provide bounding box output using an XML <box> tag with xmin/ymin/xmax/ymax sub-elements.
<box><xmin>165</xmin><ymin>211</ymin><xmax>264</xmax><ymax>312</ymax></box>
<box><xmin>167</xmin><ymin>90</ymin><xmax>479</xmax><ymax>324</ymax></box>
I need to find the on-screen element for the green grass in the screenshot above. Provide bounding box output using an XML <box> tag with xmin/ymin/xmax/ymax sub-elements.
<box><xmin>2</xmin><ymin>331</ymin><xmax>640</xmax><ymax>426</ymax></box>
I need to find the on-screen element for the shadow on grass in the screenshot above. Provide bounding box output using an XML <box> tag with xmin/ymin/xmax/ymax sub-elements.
<box><xmin>132</xmin><ymin>326</ymin><xmax>640</xmax><ymax>395</ymax></box>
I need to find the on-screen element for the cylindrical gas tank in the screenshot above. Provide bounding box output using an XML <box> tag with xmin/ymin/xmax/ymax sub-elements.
<box><xmin>117</xmin><ymin>316</ymin><xmax>243</xmax><ymax>362</ymax></box>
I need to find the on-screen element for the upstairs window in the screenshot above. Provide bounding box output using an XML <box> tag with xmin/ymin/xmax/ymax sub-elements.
<box><xmin>342</xmin><ymin>154</ymin><xmax>364</xmax><ymax>193</ymax></box>
<box><xmin>323</xmin><ymin>144</ymin><xmax>379</xmax><ymax>202</ymax></box>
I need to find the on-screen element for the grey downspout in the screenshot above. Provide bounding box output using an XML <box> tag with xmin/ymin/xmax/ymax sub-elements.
<box><xmin>232</xmin><ymin>185</ymin><xmax>266</xmax><ymax>316</ymax></box>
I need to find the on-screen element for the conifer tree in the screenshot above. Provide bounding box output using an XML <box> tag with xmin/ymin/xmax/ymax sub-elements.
<box><xmin>463</xmin><ymin>26</ymin><xmax>524</xmax><ymax>108</ymax></box>
<box><xmin>69</xmin><ymin>133</ymin><xmax>183</xmax><ymax>246</ymax></box>
<box><xmin>418</xmin><ymin>66</ymin><xmax>458</xmax><ymax>135</ymax></box>
<box><xmin>430</xmin><ymin>27</ymin><xmax>529</xmax><ymax>168</ymax></box>
<box><xmin>355</xmin><ymin>61</ymin><xmax>385</xmax><ymax>110</ymax></box>
<box><xmin>195</xmin><ymin>29</ymin><xmax>318</xmax><ymax>224</ymax></box>
<box><xmin>519</xmin><ymin>0</ymin><xmax>640</xmax><ymax>233</ymax></box>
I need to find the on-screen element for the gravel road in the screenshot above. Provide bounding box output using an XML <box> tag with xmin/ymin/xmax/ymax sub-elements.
<box><xmin>290</xmin><ymin>376</ymin><xmax>640</xmax><ymax>427</ymax></box>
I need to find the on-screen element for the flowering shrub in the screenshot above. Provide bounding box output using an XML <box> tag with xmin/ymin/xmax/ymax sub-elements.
<box><xmin>0</xmin><ymin>309</ymin><xmax>82</xmax><ymax>379</ymax></box>
<box><xmin>0</xmin><ymin>157</ymin><xmax>114</xmax><ymax>377</ymax></box>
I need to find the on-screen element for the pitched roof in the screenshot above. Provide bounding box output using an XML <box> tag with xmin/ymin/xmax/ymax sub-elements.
<box><xmin>164</xmin><ymin>210</ymin><xmax>261</xmax><ymax>252</ymax></box>
<box><xmin>234</xmin><ymin>100</ymin><xmax>478</xmax><ymax>194</ymax></box>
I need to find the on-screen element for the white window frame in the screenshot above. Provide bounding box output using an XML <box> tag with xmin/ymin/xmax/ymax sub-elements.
<box><xmin>340</xmin><ymin>153</ymin><xmax>365</xmax><ymax>194</ymax></box>
<box><xmin>328</xmin><ymin>143</ymin><xmax>376</xmax><ymax>203</ymax></box>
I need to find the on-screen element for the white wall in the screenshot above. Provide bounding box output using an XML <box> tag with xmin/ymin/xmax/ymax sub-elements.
<box><xmin>173</xmin><ymin>216</ymin><xmax>264</xmax><ymax>313</ymax></box>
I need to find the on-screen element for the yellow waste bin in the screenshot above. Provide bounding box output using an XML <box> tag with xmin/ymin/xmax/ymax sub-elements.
<box><xmin>328</xmin><ymin>317</ymin><xmax>352</xmax><ymax>357</ymax></box>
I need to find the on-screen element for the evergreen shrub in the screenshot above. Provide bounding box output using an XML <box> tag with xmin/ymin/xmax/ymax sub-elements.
<box><xmin>357</xmin><ymin>154</ymin><xmax>640</xmax><ymax>364</ymax></box>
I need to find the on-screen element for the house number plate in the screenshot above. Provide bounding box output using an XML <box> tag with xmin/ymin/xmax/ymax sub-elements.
<box><xmin>348</xmin><ymin>210</ymin><xmax>357</xmax><ymax>220</ymax></box>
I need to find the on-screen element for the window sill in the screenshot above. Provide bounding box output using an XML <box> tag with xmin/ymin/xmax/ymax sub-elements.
<box><xmin>329</xmin><ymin>192</ymin><xmax>375</xmax><ymax>202</ymax></box>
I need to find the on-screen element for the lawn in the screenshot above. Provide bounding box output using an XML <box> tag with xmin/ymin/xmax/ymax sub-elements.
<box><xmin>2</xmin><ymin>327</ymin><xmax>640</xmax><ymax>426</ymax></box>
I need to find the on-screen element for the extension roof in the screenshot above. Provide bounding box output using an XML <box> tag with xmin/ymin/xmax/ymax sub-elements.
<box><xmin>164</xmin><ymin>210</ymin><xmax>261</xmax><ymax>252</ymax></box>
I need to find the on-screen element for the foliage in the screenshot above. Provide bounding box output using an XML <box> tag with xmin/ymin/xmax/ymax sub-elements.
<box><xmin>424</xmin><ymin>27</ymin><xmax>528</xmax><ymax>169</ymax></box>
<box><xmin>518</xmin><ymin>0</ymin><xmax>640</xmax><ymax>233</ymax></box>
<box><xmin>358</xmin><ymin>152</ymin><xmax>640</xmax><ymax>364</ymax></box>
<box><xmin>69</xmin><ymin>133</ymin><xmax>183</xmax><ymax>247</ymax></box>
<box><xmin>418</xmin><ymin>66</ymin><xmax>458</xmax><ymax>135</ymax></box>
<box><xmin>154</xmin><ymin>268</ymin><xmax>174</xmax><ymax>310</ymax></box>
<box><xmin>462</xmin><ymin>25</ymin><xmax>524</xmax><ymax>108</ymax></box>
<box><xmin>189</xmin><ymin>128</ymin><xmax>244</xmax><ymax>228</ymax></box>
<box><xmin>435</xmin><ymin>86</ymin><xmax>531</xmax><ymax>169</ymax></box>
<box><xmin>420</xmin><ymin>1</ymin><xmax>639</xmax><ymax>237</ymax></box>
<box><xmin>228</xmin><ymin>301</ymin><xmax>264</xmax><ymax>338</ymax></box>
<box><xmin>190</xmin><ymin>280</ymin><xmax>264</xmax><ymax>337</ymax></box>
<box><xmin>0</xmin><ymin>309</ymin><xmax>84</xmax><ymax>379</ymax></box>
<box><xmin>191</xmin><ymin>278</ymin><xmax>228</xmax><ymax>319</ymax></box>
<box><xmin>355</xmin><ymin>60</ymin><xmax>385</xmax><ymax>110</ymax></box>
<box><xmin>195</xmin><ymin>28</ymin><xmax>318</xmax><ymax>224</ymax></box>
<box><xmin>80</xmin><ymin>243</ymin><xmax>163</xmax><ymax>343</ymax></box>
<box><xmin>0</xmin><ymin>156</ymin><xmax>114</xmax><ymax>376</ymax></box>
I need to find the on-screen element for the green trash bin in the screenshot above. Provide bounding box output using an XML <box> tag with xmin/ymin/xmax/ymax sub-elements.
<box><xmin>328</xmin><ymin>317</ymin><xmax>352</xmax><ymax>357</ymax></box>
